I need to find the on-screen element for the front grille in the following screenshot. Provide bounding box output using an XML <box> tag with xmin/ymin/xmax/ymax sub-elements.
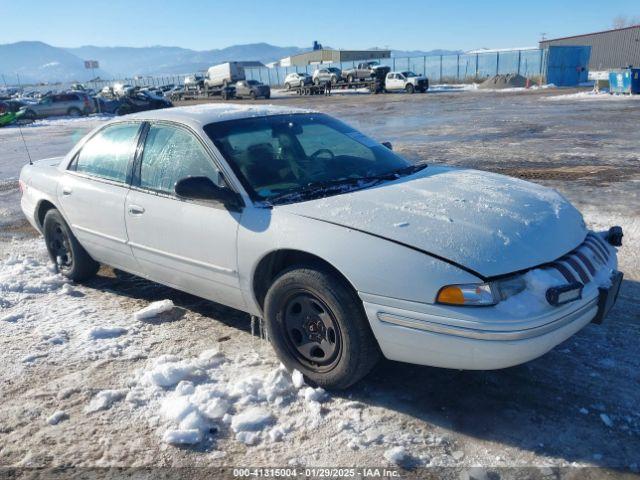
<box><xmin>547</xmin><ymin>233</ymin><xmax>612</xmax><ymax>285</ymax></box>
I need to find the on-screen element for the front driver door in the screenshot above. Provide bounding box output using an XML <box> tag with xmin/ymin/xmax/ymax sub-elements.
<box><xmin>124</xmin><ymin>122</ymin><xmax>245</xmax><ymax>310</ymax></box>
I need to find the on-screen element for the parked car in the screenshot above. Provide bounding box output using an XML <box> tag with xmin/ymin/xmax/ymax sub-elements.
<box><xmin>184</xmin><ymin>74</ymin><xmax>205</xmax><ymax>90</ymax></box>
<box><xmin>115</xmin><ymin>90</ymin><xmax>172</xmax><ymax>115</ymax></box>
<box><xmin>312</xmin><ymin>67</ymin><xmax>342</xmax><ymax>85</ymax></box>
<box><xmin>205</xmin><ymin>62</ymin><xmax>246</xmax><ymax>88</ymax></box>
<box><xmin>20</xmin><ymin>92</ymin><xmax>95</xmax><ymax>119</ymax></box>
<box><xmin>18</xmin><ymin>105</ymin><xmax>624</xmax><ymax>389</ymax></box>
<box><xmin>385</xmin><ymin>71</ymin><xmax>429</xmax><ymax>93</ymax></box>
<box><xmin>234</xmin><ymin>80</ymin><xmax>270</xmax><ymax>99</ymax></box>
<box><xmin>113</xmin><ymin>83</ymin><xmax>135</xmax><ymax>97</ymax></box>
<box><xmin>284</xmin><ymin>72</ymin><xmax>312</xmax><ymax>90</ymax></box>
<box><xmin>342</xmin><ymin>61</ymin><xmax>384</xmax><ymax>83</ymax></box>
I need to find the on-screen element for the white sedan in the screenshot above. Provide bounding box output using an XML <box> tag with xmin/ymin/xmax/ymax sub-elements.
<box><xmin>19</xmin><ymin>104</ymin><xmax>624</xmax><ymax>389</ymax></box>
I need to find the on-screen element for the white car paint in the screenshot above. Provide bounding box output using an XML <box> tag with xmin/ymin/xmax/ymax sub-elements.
<box><xmin>19</xmin><ymin>104</ymin><xmax>621</xmax><ymax>371</ymax></box>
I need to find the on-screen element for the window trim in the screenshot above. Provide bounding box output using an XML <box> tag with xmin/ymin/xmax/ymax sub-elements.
<box><xmin>65</xmin><ymin>121</ymin><xmax>144</xmax><ymax>186</ymax></box>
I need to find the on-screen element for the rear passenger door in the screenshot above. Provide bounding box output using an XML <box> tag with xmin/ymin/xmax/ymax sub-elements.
<box><xmin>59</xmin><ymin>122</ymin><xmax>142</xmax><ymax>271</ymax></box>
<box><xmin>124</xmin><ymin>122</ymin><xmax>245</xmax><ymax>309</ymax></box>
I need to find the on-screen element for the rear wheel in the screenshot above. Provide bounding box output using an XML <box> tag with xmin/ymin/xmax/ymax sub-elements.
<box><xmin>43</xmin><ymin>209</ymin><xmax>99</xmax><ymax>281</ymax></box>
<box><xmin>264</xmin><ymin>266</ymin><xmax>381</xmax><ymax>389</ymax></box>
<box><xmin>405</xmin><ymin>84</ymin><xmax>415</xmax><ymax>94</ymax></box>
<box><xmin>284</xmin><ymin>82</ymin><xmax>291</xmax><ymax>90</ymax></box>
<box><xmin>347</xmin><ymin>74</ymin><xmax>354</xmax><ymax>83</ymax></box>
<box><xmin>67</xmin><ymin>107</ymin><xmax>82</xmax><ymax>117</ymax></box>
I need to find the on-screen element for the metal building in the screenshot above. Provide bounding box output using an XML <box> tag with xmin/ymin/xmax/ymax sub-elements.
<box><xmin>280</xmin><ymin>49</ymin><xmax>391</xmax><ymax>67</ymax></box>
<box><xmin>539</xmin><ymin>25</ymin><xmax>640</xmax><ymax>71</ymax></box>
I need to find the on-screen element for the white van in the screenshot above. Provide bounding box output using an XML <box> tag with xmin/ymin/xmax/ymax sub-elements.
<box><xmin>205</xmin><ymin>62</ymin><xmax>246</xmax><ymax>88</ymax></box>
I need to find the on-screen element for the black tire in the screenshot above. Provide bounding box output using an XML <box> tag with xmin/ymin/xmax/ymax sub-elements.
<box><xmin>250</xmin><ymin>91</ymin><xmax>257</xmax><ymax>100</ymax></box>
<box><xmin>67</xmin><ymin>107</ymin><xmax>82</xmax><ymax>117</ymax></box>
<box><xmin>347</xmin><ymin>74</ymin><xmax>354</xmax><ymax>83</ymax></box>
<box><xmin>23</xmin><ymin>109</ymin><xmax>37</xmax><ymax>120</ymax></box>
<box><xmin>264</xmin><ymin>265</ymin><xmax>381</xmax><ymax>389</ymax></box>
<box><xmin>405</xmin><ymin>84</ymin><xmax>415</xmax><ymax>94</ymax></box>
<box><xmin>314</xmin><ymin>78</ymin><xmax>320</xmax><ymax>86</ymax></box>
<box><xmin>43</xmin><ymin>209</ymin><xmax>99</xmax><ymax>281</ymax></box>
<box><xmin>330</xmin><ymin>75</ymin><xmax>338</xmax><ymax>85</ymax></box>
<box><xmin>284</xmin><ymin>82</ymin><xmax>291</xmax><ymax>91</ymax></box>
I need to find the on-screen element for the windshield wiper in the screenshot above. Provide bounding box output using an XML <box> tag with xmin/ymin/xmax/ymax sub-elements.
<box><xmin>266</xmin><ymin>164</ymin><xmax>427</xmax><ymax>206</ymax></box>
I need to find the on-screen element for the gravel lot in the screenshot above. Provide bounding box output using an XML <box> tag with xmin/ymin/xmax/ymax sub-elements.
<box><xmin>1</xmin><ymin>87</ymin><xmax>639</xmax><ymax>479</ymax></box>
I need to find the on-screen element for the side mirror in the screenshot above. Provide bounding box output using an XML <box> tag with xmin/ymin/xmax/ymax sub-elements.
<box><xmin>174</xmin><ymin>176</ymin><xmax>242</xmax><ymax>209</ymax></box>
<box><xmin>382</xmin><ymin>141</ymin><xmax>393</xmax><ymax>150</ymax></box>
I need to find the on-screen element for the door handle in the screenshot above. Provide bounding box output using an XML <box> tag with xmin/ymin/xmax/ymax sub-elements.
<box><xmin>61</xmin><ymin>186</ymin><xmax>72</xmax><ymax>195</ymax></box>
<box><xmin>128</xmin><ymin>205</ymin><xmax>145</xmax><ymax>215</ymax></box>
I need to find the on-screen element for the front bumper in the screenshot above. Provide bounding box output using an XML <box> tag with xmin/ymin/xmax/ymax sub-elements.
<box><xmin>363</xmin><ymin>293</ymin><xmax>600</xmax><ymax>370</ymax></box>
<box><xmin>361</xmin><ymin>231</ymin><xmax>621</xmax><ymax>370</ymax></box>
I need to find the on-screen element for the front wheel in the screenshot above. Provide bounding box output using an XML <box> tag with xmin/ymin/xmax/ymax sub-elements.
<box><xmin>264</xmin><ymin>266</ymin><xmax>381</xmax><ymax>389</ymax></box>
<box><xmin>405</xmin><ymin>84</ymin><xmax>415</xmax><ymax>94</ymax></box>
<box><xmin>43</xmin><ymin>209</ymin><xmax>99</xmax><ymax>281</ymax></box>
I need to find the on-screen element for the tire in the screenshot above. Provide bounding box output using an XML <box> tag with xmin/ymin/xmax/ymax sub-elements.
<box><xmin>347</xmin><ymin>74</ymin><xmax>354</xmax><ymax>83</ymax></box>
<box><xmin>405</xmin><ymin>84</ymin><xmax>415</xmax><ymax>94</ymax></box>
<box><xmin>250</xmin><ymin>91</ymin><xmax>257</xmax><ymax>100</ymax></box>
<box><xmin>314</xmin><ymin>78</ymin><xmax>320</xmax><ymax>86</ymax></box>
<box><xmin>43</xmin><ymin>209</ymin><xmax>99</xmax><ymax>281</ymax></box>
<box><xmin>264</xmin><ymin>265</ymin><xmax>381</xmax><ymax>389</ymax></box>
<box><xmin>23</xmin><ymin>109</ymin><xmax>37</xmax><ymax>120</ymax></box>
<box><xmin>330</xmin><ymin>75</ymin><xmax>337</xmax><ymax>85</ymax></box>
<box><xmin>67</xmin><ymin>107</ymin><xmax>82</xmax><ymax>117</ymax></box>
<box><xmin>284</xmin><ymin>82</ymin><xmax>291</xmax><ymax>91</ymax></box>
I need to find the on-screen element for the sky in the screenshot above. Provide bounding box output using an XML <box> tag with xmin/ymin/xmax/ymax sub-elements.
<box><xmin>1</xmin><ymin>0</ymin><xmax>637</xmax><ymax>51</ymax></box>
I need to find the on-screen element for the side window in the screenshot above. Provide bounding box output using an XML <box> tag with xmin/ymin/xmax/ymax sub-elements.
<box><xmin>140</xmin><ymin>124</ymin><xmax>219</xmax><ymax>194</ymax></box>
<box><xmin>74</xmin><ymin>123</ymin><xmax>140</xmax><ymax>183</ymax></box>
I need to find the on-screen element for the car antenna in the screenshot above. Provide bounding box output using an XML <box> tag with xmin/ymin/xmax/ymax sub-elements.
<box><xmin>17</xmin><ymin>123</ymin><xmax>33</xmax><ymax>165</ymax></box>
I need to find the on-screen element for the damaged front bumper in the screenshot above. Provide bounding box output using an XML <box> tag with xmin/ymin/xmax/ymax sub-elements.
<box><xmin>360</xmin><ymin>228</ymin><xmax>623</xmax><ymax>370</ymax></box>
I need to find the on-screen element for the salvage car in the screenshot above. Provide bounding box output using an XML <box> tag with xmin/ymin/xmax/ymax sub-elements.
<box><xmin>284</xmin><ymin>72</ymin><xmax>312</xmax><ymax>90</ymax></box>
<box><xmin>19</xmin><ymin>105</ymin><xmax>624</xmax><ymax>389</ymax></box>
<box><xmin>234</xmin><ymin>80</ymin><xmax>271</xmax><ymax>99</ymax></box>
<box><xmin>114</xmin><ymin>90</ymin><xmax>172</xmax><ymax>115</ymax></box>
<box><xmin>20</xmin><ymin>92</ymin><xmax>95</xmax><ymax>119</ymax></box>
<box><xmin>342</xmin><ymin>61</ymin><xmax>384</xmax><ymax>83</ymax></box>
<box><xmin>312</xmin><ymin>67</ymin><xmax>342</xmax><ymax>85</ymax></box>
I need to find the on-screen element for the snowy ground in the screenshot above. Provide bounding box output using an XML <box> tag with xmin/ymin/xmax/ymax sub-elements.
<box><xmin>1</xmin><ymin>89</ymin><xmax>639</xmax><ymax>478</ymax></box>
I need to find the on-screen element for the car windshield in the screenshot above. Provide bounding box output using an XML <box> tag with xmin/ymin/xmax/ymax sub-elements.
<box><xmin>204</xmin><ymin>113</ymin><xmax>424</xmax><ymax>204</ymax></box>
<box><xmin>247</xmin><ymin>80</ymin><xmax>259</xmax><ymax>85</ymax></box>
<box><xmin>402</xmin><ymin>71</ymin><xmax>417</xmax><ymax>77</ymax></box>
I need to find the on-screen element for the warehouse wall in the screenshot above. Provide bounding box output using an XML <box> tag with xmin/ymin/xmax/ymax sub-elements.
<box><xmin>540</xmin><ymin>26</ymin><xmax>640</xmax><ymax>70</ymax></box>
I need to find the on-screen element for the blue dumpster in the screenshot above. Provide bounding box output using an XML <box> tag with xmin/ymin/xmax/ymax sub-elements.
<box><xmin>609</xmin><ymin>68</ymin><xmax>640</xmax><ymax>94</ymax></box>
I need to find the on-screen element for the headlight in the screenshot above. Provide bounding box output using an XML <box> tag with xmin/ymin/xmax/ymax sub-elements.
<box><xmin>436</xmin><ymin>283</ymin><xmax>497</xmax><ymax>306</ymax></box>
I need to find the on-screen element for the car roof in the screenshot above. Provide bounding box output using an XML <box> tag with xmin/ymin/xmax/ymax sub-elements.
<box><xmin>123</xmin><ymin>103</ymin><xmax>314</xmax><ymax>128</ymax></box>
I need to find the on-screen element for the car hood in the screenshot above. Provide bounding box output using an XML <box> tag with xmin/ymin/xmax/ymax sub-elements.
<box><xmin>278</xmin><ymin>166</ymin><xmax>587</xmax><ymax>278</ymax></box>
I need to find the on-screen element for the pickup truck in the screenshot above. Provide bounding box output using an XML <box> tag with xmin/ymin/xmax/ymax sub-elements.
<box><xmin>385</xmin><ymin>71</ymin><xmax>429</xmax><ymax>93</ymax></box>
<box><xmin>342</xmin><ymin>61</ymin><xmax>385</xmax><ymax>83</ymax></box>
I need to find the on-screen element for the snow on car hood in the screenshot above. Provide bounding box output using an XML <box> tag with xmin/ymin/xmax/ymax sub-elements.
<box><xmin>280</xmin><ymin>166</ymin><xmax>587</xmax><ymax>278</ymax></box>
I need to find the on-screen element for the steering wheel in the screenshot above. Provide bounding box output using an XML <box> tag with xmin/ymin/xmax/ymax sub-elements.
<box><xmin>309</xmin><ymin>148</ymin><xmax>335</xmax><ymax>160</ymax></box>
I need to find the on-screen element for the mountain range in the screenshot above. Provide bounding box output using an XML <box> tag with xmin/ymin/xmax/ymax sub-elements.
<box><xmin>0</xmin><ymin>41</ymin><xmax>462</xmax><ymax>84</ymax></box>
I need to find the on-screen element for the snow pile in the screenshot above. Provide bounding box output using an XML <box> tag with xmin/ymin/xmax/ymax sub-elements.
<box><xmin>133</xmin><ymin>299</ymin><xmax>174</xmax><ymax>321</ymax></box>
<box><xmin>127</xmin><ymin>349</ymin><xmax>326</xmax><ymax>447</ymax></box>
<box><xmin>87</xmin><ymin>326</ymin><xmax>128</xmax><ymax>340</ymax></box>
<box><xmin>0</xmin><ymin>256</ymin><xmax>67</xmax><ymax>294</ymax></box>
<box><xmin>85</xmin><ymin>389</ymin><xmax>126</xmax><ymax>413</ymax></box>
<box><xmin>384</xmin><ymin>446</ymin><xmax>408</xmax><ymax>465</ymax></box>
<box><xmin>46</xmin><ymin>411</ymin><xmax>68</xmax><ymax>425</ymax></box>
